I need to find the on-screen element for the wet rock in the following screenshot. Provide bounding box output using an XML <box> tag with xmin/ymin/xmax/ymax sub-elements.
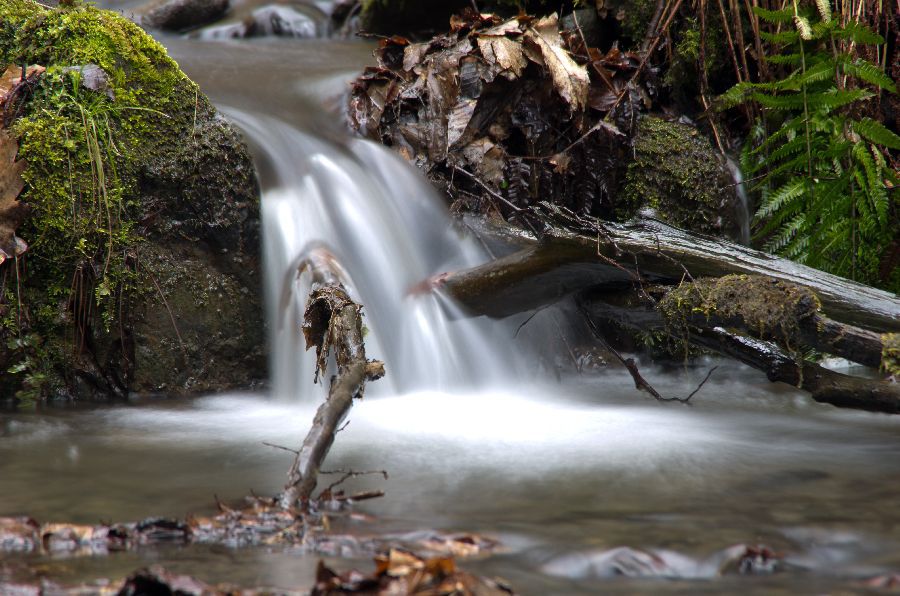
<box><xmin>141</xmin><ymin>0</ymin><xmax>229</xmax><ymax>31</ymax></box>
<box><xmin>197</xmin><ymin>4</ymin><xmax>320</xmax><ymax>39</ymax></box>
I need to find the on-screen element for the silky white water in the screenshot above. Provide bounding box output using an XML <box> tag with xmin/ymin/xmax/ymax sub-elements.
<box><xmin>225</xmin><ymin>110</ymin><xmax>520</xmax><ymax>399</ymax></box>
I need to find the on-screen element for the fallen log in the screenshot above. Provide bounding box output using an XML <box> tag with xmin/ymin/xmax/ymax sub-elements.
<box><xmin>581</xmin><ymin>291</ymin><xmax>900</xmax><ymax>413</ymax></box>
<box><xmin>434</xmin><ymin>210</ymin><xmax>900</xmax><ymax>412</ymax></box>
<box><xmin>439</xmin><ymin>207</ymin><xmax>899</xmax><ymax>333</ymax></box>
<box><xmin>280</xmin><ymin>249</ymin><xmax>384</xmax><ymax>509</ymax></box>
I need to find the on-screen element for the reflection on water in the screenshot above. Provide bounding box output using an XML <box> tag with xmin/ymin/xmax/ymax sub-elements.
<box><xmin>3</xmin><ymin>361</ymin><xmax>900</xmax><ymax>592</ymax></box>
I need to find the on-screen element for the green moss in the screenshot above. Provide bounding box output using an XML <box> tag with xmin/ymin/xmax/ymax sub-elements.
<box><xmin>619</xmin><ymin>116</ymin><xmax>735</xmax><ymax>236</ymax></box>
<box><xmin>882</xmin><ymin>333</ymin><xmax>900</xmax><ymax>377</ymax></box>
<box><xmin>0</xmin><ymin>0</ymin><xmax>256</xmax><ymax>401</ymax></box>
<box><xmin>659</xmin><ymin>274</ymin><xmax>821</xmax><ymax>354</ymax></box>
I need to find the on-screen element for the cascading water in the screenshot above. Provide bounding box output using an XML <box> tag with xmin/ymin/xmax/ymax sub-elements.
<box><xmin>226</xmin><ymin>110</ymin><xmax>520</xmax><ymax>399</ymax></box>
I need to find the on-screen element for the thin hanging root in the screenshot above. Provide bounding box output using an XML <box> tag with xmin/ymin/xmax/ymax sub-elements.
<box><xmin>280</xmin><ymin>254</ymin><xmax>384</xmax><ymax>510</ymax></box>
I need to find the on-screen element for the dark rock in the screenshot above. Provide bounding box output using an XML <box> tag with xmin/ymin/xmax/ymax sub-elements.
<box><xmin>141</xmin><ymin>0</ymin><xmax>229</xmax><ymax>31</ymax></box>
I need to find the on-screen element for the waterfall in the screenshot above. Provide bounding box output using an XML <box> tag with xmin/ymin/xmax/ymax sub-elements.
<box><xmin>226</xmin><ymin>110</ymin><xmax>519</xmax><ymax>399</ymax></box>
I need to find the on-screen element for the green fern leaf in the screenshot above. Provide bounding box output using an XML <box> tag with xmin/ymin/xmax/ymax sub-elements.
<box><xmin>807</xmin><ymin>88</ymin><xmax>873</xmax><ymax>111</ymax></box>
<box><xmin>840</xmin><ymin>58</ymin><xmax>898</xmax><ymax>93</ymax></box>
<box><xmin>832</xmin><ymin>21</ymin><xmax>884</xmax><ymax>44</ymax></box>
<box><xmin>752</xmin><ymin>6</ymin><xmax>794</xmax><ymax>23</ymax></box>
<box><xmin>757</xmin><ymin>178</ymin><xmax>807</xmax><ymax>218</ymax></box>
<box><xmin>760</xmin><ymin>29</ymin><xmax>801</xmax><ymax>44</ymax></box>
<box><xmin>852</xmin><ymin>118</ymin><xmax>900</xmax><ymax>150</ymax></box>
<box><xmin>765</xmin><ymin>53</ymin><xmax>803</xmax><ymax>66</ymax></box>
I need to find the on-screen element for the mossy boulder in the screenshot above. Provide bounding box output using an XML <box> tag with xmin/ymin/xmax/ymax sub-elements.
<box><xmin>0</xmin><ymin>0</ymin><xmax>263</xmax><ymax>402</ymax></box>
<box><xmin>619</xmin><ymin>116</ymin><xmax>746</xmax><ymax>241</ymax></box>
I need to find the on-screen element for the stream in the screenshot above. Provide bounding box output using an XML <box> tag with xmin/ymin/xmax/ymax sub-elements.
<box><xmin>3</xmin><ymin>4</ymin><xmax>900</xmax><ymax>594</ymax></box>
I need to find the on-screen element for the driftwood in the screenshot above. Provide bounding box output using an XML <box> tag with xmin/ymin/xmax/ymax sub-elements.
<box><xmin>280</xmin><ymin>250</ymin><xmax>384</xmax><ymax>509</ymax></box>
<box><xmin>434</xmin><ymin>209</ymin><xmax>900</xmax><ymax>413</ymax></box>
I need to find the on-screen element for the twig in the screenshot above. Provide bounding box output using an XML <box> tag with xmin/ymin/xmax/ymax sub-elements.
<box><xmin>451</xmin><ymin>165</ymin><xmax>522</xmax><ymax>212</ymax></box>
<box><xmin>318</xmin><ymin>469</ymin><xmax>389</xmax><ymax>500</ymax></box>
<box><xmin>263</xmin><ymin>441</ymin><xmax>300</xmax><ymax>455</ymax></box>
<box><xmin>513</xmin><ymin>304</ymin><xmax>550</xmax><ymax>337</ymax></box>
<box><xmin>683</xmin><ymin>366</ymin><xmax>719</xmax><ymax>401</ymax></box>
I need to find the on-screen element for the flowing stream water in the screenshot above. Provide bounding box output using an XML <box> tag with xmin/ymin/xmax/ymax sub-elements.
<box><xmin>2</xmin><ymin>8</ymin><xmax>900</xmax><ymax>594</ymax></box>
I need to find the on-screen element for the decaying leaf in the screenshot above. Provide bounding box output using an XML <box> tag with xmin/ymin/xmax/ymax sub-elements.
<box><xmin>0</xmin><ymin>64</ymin><xmax>43</xmax><ymax>264</ymax></box>
<box><xmin>523</xmin><ymin>15</ymin><xmax>589</xmax><ymax>114</ymax></box>
<box><xmin>314</xmin><ymin>549</ymin><xmax>515</xmax><ymax>595</ymax></box>
<box><xmin>477</xmin><ymin>34</ymin><xmax>527</xmax><ymax>79</ymax></box>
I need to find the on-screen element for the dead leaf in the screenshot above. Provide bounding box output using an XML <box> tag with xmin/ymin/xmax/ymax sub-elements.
<box><xmin>523</xmin><ymin>14</ymin><xmax>588</xmax><ymax>114</ymax></box>
<box><xmin>477</xmin><ymin>36</ymin><xmax>527</xmax><ymax>79</ymax></box>
<box><xmin>550</xmin><ymin>152</ymin><xmax>572</xmax><ymax>174</ymax></box>
<box><xmin>0</xmin><ymin>64</ymin><xmax>43</xmax><ymax>263</ymax></box>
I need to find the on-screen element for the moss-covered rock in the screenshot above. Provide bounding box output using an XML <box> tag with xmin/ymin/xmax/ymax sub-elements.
<box><xmin>0</xmin><ymin>0</ymin><xmax>263</xmax><ymax>402</ymax></box>
<box><xmin>619</xmin><ymin>116</ymin><xmax>745</xmax><ymax>240</ymax></box>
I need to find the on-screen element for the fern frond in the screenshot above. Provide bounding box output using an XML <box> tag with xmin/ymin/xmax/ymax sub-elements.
<box><xmin>840</xmin><ymin>58</ymin><xmax>898</xmax><ymax>93</ymax></box>
<box><xmin>718</xmin><ymin>83</ymin><xmax>755</xmax><ymax>109</ymax></box>
<box><xmin>794</xmin><ymin>15</ymin><xmax>813</xmax><ymax>39</ymax></box>
<box><xmin>765</xmin><ymin>53</ymin><xmax>804</xmax><ymax>66</ymax></box>
<box><xmin>815</xmin><ymin>0</ymin><xmax>832</xmax><ymax>23</ymax></box>
<box><xmin>764</xmin><ymin>213</ymin><xmax>807</xmax><ymax>253</ymax></box>
<box><xmin>807</xmin><ymin>88</ymin><xmax>873</xmax><ymax>111</ymax></box>
<box><xmin>761</xmin><ymin>29</ymin><xmax>801</xmax><ymax>44</ymax></box>
<box><xmin>751</xmin><ymin>91</ymin><xmax>807</xmax><ymax>110</ymax></box>
<box><xmin>752</xmin><ymin>6</ymin><xmax>794</xmax><ymax>23</ymax></box>
<box><xmin>852</xmin><ymin>118</ymin><xmax>900</xmax><ymax>150</ymax></box>
<box><xmin>832</xmin><ymin>21</ymin><xmax>884</xmax><ymax>44</ymax></box>
<box><xmin>757</xmin><ymin>178</ymin><xmax>807</xmax><ymax>218</ymax></box>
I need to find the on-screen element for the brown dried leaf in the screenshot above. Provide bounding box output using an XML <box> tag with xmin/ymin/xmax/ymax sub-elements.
<box><xmin>447</xmin><ymin>98</ymin><xmax>477</xmax><ymax>148</ymax></box>
<box><xmin>0</xmin><ymin>65</ymin><xmax>36</xmax><ymax>263</ymax></box>
<box><xmin>477</xmin><ymin>36</ymin><xmax>527</xmax><ymax>79</ymax></box>
<box><xmin>523</xmin><ymin>15</ymin><xmax>588</xmax><ymax>113</ymax></box>
<box><xmin>403</xmin><ymin>42</ymin><xmax>431</xmax><ymax>72</ymax></box>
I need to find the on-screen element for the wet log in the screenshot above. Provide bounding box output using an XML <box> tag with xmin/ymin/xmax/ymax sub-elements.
<box><xmin>280</xmin><ymin>250</ymin><xmax>384</xmax><ymax>509</ymax></box>
<box><xmin>440</xmin><ymin>210</ymin><xmax>900</xmax><ymax>333</ymax></box>
<box><xmin>581</xmin><ymin>293</ymin><xmax>900</xmax><ymax>414</ymax></box>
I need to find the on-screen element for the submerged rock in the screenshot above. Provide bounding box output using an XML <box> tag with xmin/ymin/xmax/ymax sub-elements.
<box><xmin>0</xmin><ymin>0</ymin><xmax>264</xmax><ymax>401</ymax></box>
<box><xmin>140</xmin><ymin>0</ymin><xmax>229</xmax><ymax>31</ymax></box>
<box><xmin>196</xmin><ymin>4</ymin><xmax>320</xmax><ymax>39</ymax></box>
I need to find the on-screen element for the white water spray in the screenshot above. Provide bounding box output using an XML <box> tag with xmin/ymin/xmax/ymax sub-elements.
<box><xmin>227</xmin><ymin>110</ymin><xmax>519</xmax><ymax>398</ymax></box>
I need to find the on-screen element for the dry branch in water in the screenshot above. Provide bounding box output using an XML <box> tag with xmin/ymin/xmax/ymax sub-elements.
<box><xmin>280</xmin><ymin>249</ymin><xmax>384</xmax><ymax>509</ymax></box>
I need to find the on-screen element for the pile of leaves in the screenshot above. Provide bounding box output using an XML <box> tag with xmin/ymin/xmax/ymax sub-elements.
<box><xmin>348</xmin><ymin>10</ymin><xmax>657</xmax><ymax>221</ymax></box>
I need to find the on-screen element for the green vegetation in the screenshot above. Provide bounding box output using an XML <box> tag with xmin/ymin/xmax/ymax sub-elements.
<box><xmin>0</xmin><ymin>0</ymin><xmax>257</xmax><ymax>401</ymax></box>
<box><xmin>620</xmin><ymin>117</ymin><xmax>738</xmax><ymax>238</ymax></box>
<box><xmin>720</xmin><ymin>1</ymin><xmax>899</xmax><ymax>291</ymax></box>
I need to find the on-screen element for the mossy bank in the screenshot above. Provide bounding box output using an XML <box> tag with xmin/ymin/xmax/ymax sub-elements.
<box><xmin>0</xmin><ymin>0</ymin><xmax>263</xmax><ymax>402</ymax></box>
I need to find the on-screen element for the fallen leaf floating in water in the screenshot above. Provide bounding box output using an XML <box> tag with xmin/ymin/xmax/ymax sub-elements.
<box><xmin>0</xmin><ymin>64</ymin><xmax>43</xmax><ymax>264</ymax></box>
